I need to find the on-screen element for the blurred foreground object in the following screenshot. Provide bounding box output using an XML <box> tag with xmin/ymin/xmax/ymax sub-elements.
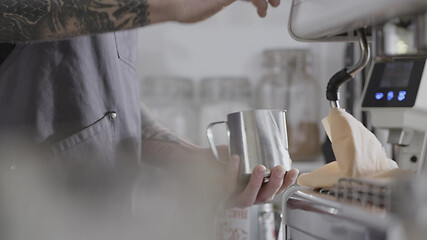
<box><xmin>216</xmin><ymin>203</ymin><xmax>279</xmax><ymax>240</ymax></box>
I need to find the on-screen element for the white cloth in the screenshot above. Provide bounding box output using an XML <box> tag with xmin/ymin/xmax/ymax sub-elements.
<box><xmin>297</xmin><ymin>108</ymin><xmax>403</xmax><ymax>188</ymax></box>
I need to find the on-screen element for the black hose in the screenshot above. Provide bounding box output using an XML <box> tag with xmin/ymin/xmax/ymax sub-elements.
<box><xmin>326</xmin><ymin>68</ymin><xmax>353</xmax><ymax>102</ymax></box>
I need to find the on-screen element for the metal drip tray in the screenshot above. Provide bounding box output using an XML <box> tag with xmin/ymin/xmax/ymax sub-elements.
<box><xmin>317</xmin><ymin>178</ymin><xmax>393</xmax><ymax>211</ymax></box>
<box><xmin>282</xmin><ymin>178</ymin><xmax>399</xmax><ymax>240</ymax></box>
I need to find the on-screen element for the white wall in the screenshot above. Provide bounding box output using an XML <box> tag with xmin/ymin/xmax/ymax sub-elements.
<box><xmin>135</xmin><ymin>0</ymin><xmax>347</xmax><ymax>144</ymax></box>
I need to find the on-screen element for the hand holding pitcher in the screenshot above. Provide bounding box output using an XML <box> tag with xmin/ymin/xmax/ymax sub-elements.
<box><xmin>206</xmin><ymin>109</ymin><xmax>298</xmax><ymax>206</ymax></box>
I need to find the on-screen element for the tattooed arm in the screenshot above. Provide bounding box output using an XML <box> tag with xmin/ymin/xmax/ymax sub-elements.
<box><xmin>140</xmin><ymin>103</ymin><xmax>200</xmax><ymax>165</ymax></box>
<box><xmin>0</xmin><ymin>0</ymin><xmax>153</xmax><ymax>42</ymax></box>
<box><xmin>0</xmin><ymin>0</ymin><xmax>280</xmax><ymax>42</ymax></box>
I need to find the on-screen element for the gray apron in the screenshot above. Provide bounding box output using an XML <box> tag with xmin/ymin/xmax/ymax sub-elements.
<box><xmin>0</xmin><ymin>29</ymin><xmax>141</xmax><ymax>166</ymax></box>
<box><xmin>0</xmin><ymin>31</ymin><xmax>146</xmax><ymax>239</ymax></box>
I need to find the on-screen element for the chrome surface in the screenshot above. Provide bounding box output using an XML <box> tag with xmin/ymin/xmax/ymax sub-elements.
<box><xmin>109</xmin><ymin>112</ymin><xmax>117</xmax><ymax>119</ymax></box>
<box><xmin>387</xmin><ymin>129</ymin><xmax>415</xmax><ymax>146</ymax></box>
<box><xmin>206</xmin><ymin>120</ymin><xmax>229</xmax><ymax>165</ymax></box>
<box><xmin>334</xmin><ymin>178</ymin><xmax>393</xmax><ymax>211</ymax></box>
<box><xmin>388</xmin><ymin>130</ymin><xmax>426</xmax><ymax>173</ymax></box>
<box><xmin>327</xmin><ymin>29</ymin><xmax>371</xmax><ymax>108</ymax></box>
<box><xmin>287</xmin><ymin>0</ymin><xmax>427</xmax><ymax>42</ymax></box>
<box><xmin>347</xmin><ymin>30</ymin><xmax>371</xmax><ymax>77</ymax></box>
<box><xmin>228</xmin><ymin>110</ymin><xmax>291</xmax><ymax>178</ymax></box>
<box><xmin>256</xmin><ymin>203</ymin><xmax>277</xmax><ymax>240</ymax></box>
<box><xmin>329</xmin><ymin>101</ymin><xmax>340</xmax><ymax>109</ymax></box>
<box><xmin>282</xmin><ymin>180</ymin><xmax>398</xmax><ymax>240</ymax></box>
<box><xmin>417</xmin><ymin>130</ymin><xmax>427</xmax><ymax>175</ymax></box>
<box><xmin>207</xmin><ymin>110</ymin><xmax>292</xmax><ymax>183</ymax></box>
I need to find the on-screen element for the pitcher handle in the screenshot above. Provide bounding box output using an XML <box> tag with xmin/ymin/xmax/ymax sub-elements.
<box><xmin>206</xmin><ymin>121</ymin><xmax>229</xmax><ymax>165</ymax></box>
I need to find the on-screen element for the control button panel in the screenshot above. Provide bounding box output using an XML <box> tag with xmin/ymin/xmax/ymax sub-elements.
<box><xmin>362</xmin><ymin>59</ymin><xmax>425</xmax><ymax>108</ymax></box>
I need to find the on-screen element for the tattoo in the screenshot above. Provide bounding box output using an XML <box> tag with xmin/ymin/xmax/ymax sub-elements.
<box><xmin>0</xmin><ymin>0</ymin><xmax>150</xmax><ymax>42</ymax></box>
<box><xmin>140</xmin><ymin>107</ymin><xmax>182</xmax><ymax>144</ymax></box>
<box><xmin>141</xmin><ymin>121</ymin><xmax>182</xmax><ymax>144</ymax></box>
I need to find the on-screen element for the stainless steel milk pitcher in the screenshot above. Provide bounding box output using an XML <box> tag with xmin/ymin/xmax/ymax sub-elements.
<box><xmin>206</xmin><ymin>109</ymin><xmax>292</xmax><ymax>184</ymax></box>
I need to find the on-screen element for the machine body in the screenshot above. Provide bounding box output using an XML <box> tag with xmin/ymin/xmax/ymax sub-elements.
<box><xmin>361</xmin><ymin>58</ymin><xmax>427</xmax><ymax>172</ymax></box>
<box><xmin>283</xmin><ymin>1</ymin><xmax>427</xmax><ymax>240</ymax></box>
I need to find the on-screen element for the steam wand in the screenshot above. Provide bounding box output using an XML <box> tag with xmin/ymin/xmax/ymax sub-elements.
<box><xmin>326</xmin><ymin>29</ymin><xmax>371</xmax><ymax>108</ymax></box>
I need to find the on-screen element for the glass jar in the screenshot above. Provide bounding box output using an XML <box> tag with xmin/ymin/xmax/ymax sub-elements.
<box><xmin>255</xmin><ymin>49</ymin><xmax>293</xmax><ymax>109</ymax></box>
<box><xmin>140</xmin><ymin>76</ymin><xmax>197</xmax><ymax>143</ymax></box>
<box><xmin>256</xmin><ymin>49</ymin><xmax>320</xmax><ymax>161</ymax></box>
<box><xmin>287</xmin><ymin>49</ymin><xmax>320</xmax><ymax>161</ymax></box>
<box><xmin>198</xmin><ymin>77</ymin><xmax>252</xmax><ymax>146</ymax></box>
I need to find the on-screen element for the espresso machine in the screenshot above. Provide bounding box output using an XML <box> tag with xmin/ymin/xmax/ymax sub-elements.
<box><xmin>361</xmin><ymin>58</ymin><xmax>427</xmax><ymax>173</ymax></box>
<box><xmin>281</xmin><ymin>0</ymin><xmax>427</xmax><ymax>239</ymax></box>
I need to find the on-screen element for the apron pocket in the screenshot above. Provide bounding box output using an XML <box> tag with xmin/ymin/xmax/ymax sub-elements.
<box><xmin>114</xmin><ymin>30</ymin><xmax>137</xmax><ymax>70</ymax></box>
<box><xmin>50</xmin><ymin>112</ymin><xmax>117</xmax><ymax>192</ymax></box>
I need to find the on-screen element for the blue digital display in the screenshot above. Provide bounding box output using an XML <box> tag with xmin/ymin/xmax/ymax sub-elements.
<box><xmin>398</xmin><ymin>91</ymin><xmax>407</xmax><ymax>101</ymax></box>
<box><xmin>375</xmin><ymin>92</ymin><xmax>384</xmax><ymax>100</ymax></box>
<box><xmin>387</xmin><ymin>91</ymin><xmax>394</xmax><ymax>101</ymax></box>
<box><xmin>361</xmin><ymin>59</ymin><xmax>425</xmax><ymax>108</ymax></box>
<box><xmin>380</xmin><ymin>62</ymin><xmax>413</xmax><ymax>88</ymax></box>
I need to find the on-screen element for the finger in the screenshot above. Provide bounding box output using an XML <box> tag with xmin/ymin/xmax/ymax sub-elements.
<box><xmin>229</xmin><ymin>165</ymin><xmax>266</xmax><ymax>208</ymax></box>
<box><xmin>268</xmin><ymin>0</ymin><xmax>280</xmax><ymax>8</ymax></box>
<box><xmin>225</xmin><ymin>155</ymin><xmax>240</xmax><ymax>197</ymax></box>
<box><xmin>276</xmin><ymin>168</ymin><xmax>299</xmax><ymax>195</ymax></box>
<box><xmin>254</xmin><ymin>166</ymin><xmax>285</xmax><ymax>204</ymax></box>
<box><xmin>251</xmin><ymin>0</ymin><xmax>268</xmax><ymax>17</ymax></box>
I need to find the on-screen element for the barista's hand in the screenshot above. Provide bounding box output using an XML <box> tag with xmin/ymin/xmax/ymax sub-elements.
<box><xmin>141</xmin><ymin>138</ymin><xmax>298</xmax><ymax>209</ymax></box>
<box><xmin>148</xmin><ymin>0</ymin><xmax>280</xmax><ymax>24</ymax></box>
<box><xmin>224</xmin><ymin>154</ymin><xmax>299</xmax><ymax>208</ymax></box>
